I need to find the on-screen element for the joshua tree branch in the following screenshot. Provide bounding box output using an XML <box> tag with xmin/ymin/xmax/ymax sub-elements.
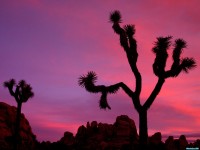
<box><xmin>143</xmin><ymin>78</ymin><xmax>165</xmax><ymax>110</ymax></box>
<box><xmin>112</xmin><ymin>22</ymin><xmax>142</xmax><ymax>98</ymax></box>
<box><xmin>125</xmin><ymin>27</ymin><xmax>142</xmax><ymax>97</ymax></box>
<box><xmin>14</xmin><ymin>86</ymin><xmax>20</xmax><ymax>103</ymax></box>
<box><xmin>78</xmin><ymin>71</ymin><xmax>140</xmax><ymax>109</ymax></box>
<box><xmin>7</xmin><ymin>86</ymin><xmax>20</xmax><ymax>103</ymax></box>
<box><xmin>103</xmin><ymin>82</ymin><xmax>142</xmax><ymax>110</ymax></box>
<box><xmin>114</xmin><ymin>82</ymin><xmax>134</xmax><ymax>97</ymax></box>
<box><xmin>127</xmin><ymin>54</ymin><xmax>142</xmax><ymax>97</ymax></box>
<box><xmin>100</xmin><ymin>82</ymin><xmax>142</xmax><ymax>110</ymax></box>
<box><xmin>164</xmin><ymin>68</ymin><xmax>182</xmax><ymax>78</ymax></box>
<box><xmin>8</xmin><ymin>87</ymin><xmax>15</xmax><ymax>97</ymax></box>
<box><xmin>112</xmin><ymin>23</ymin><xmax>129</xmax><ymax>51</ymax></box>
<box><xmin>82</xmin><ymin>81</ymin><xmax>134</xmax><ymax>98</ymax></box>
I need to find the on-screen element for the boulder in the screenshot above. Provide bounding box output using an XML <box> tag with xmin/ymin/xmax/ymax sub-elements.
<box><xmin>91</xmin><ymin>121</ymin><xmax>98</xmax><ymax>129</ymax></box>
<box><xmin>149</xmin><ymin>132</ymin><xmax>162</xmax><ymax>145</ymax></box>
<box><xmin>179</xmin><ymin>135</ymin><xmax>188</xmax><ymax>150</ymax></box>
<box><xmin>165</xmin><ymin>136</ymin><xmax>177</xmax><ymax>150</ymax></box>
<box><xmin>114</xmin><ymin>115</ymin><xmax>138</xmax><ymax>141</ymax></box>
<box><xmin>76</xmin><ymin>125</ymin><xmax>87</xmax><ymax>137</ymax></box>
<box><xmin>149</xmin><ymin>132</ymin><xmax>165</xmax><ymax>150</ymax></box>
<box><xmin>0</xmin><ymin>102</ymin><xmax>36</xmax><ymax>150</ymax></box>
<box><xmin>59</xmin><ymin>131</ymin><xmax>74</xmax><ymax>146</ymax></box>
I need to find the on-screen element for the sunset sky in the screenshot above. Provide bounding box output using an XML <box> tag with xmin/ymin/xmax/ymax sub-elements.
<box><xmin>0</xmin><ymin>0</ymin><xmax>200</xmax><ymax>142</ymax></box>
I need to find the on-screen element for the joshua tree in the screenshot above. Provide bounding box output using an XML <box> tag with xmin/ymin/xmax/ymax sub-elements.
<box><xmin>4</xmin><ymin>79</ymin><xmax>34</xmax><ymax>150</ymax></box>
<box><xmin>78</xmin><ymin>10</ymin><xmax>196</xmax><ymax>147</ymax></box>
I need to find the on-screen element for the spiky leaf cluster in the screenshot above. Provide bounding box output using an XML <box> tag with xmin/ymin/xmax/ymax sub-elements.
<box><xmin>124</xmin><ymin>24</ymin><xmax>135</xmax><ymax>36</ymax></box>
<box><xmin>181</xmin><ymin>58</ymin><xmax>196</xmax><ymax>73</ymax></box>
<box><xmin>110</xmin><ymin>10</ymin><xmax>137</xmax><ymax>57</ymax></box>
<box><xmin>153</xmin><ymin>36</ymin><xmax>172</xmax><ymax>54</ymax></box>
<box><xmin>153</xmin><ymin>36</ymin><xmax>172</xmax><ymax>76</ymax></box>
<box><xmin>172</xmin><ymin>39</ymin><xmax>186</xmax><ymax>60</ymax></box>
<box><xmin>175</xmin><ymin>39</ymin><xmax>186</xmax><ymax>48</ymax></box>
<box><xmin>17</xmin><ymin>80</ymin><xmax>34</xmax><ymax>102</ymax></box>
<box><xmin>4</xmin><ymin>79</ymin><xmax>34</xmax><ymax>103</ymax></box>
<box><xmin>109</xmin><ymin>10</ymin><xmax>122</xmax><ymax>23</ymax></box>
<box><xmin>78</xmin><ymin>71</ymin><xmax>99</xmax><ymax>93</ymax></box>
<box><xmin>78</xmin><ymin>71</ymin><xmax>97</xmax><ymax>87</ymax></box>
<box><xmin>4</xmin><ymin>79</ymin><xmax>16</xmax><ymax>88</ymax></box>
<box><xmin>152</xmin><ymin>36</ymin><xmax>196</xmax><ymax>78</ymax></box>
<box><xmin>78</xmin><ymin>72</ymin><xmax>121</xmax><ymax>110</ymax></box>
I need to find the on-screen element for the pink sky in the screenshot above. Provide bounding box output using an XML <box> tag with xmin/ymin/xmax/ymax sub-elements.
<box><xmin>0</xmin><ymin>0</ymin><xmax>200</xmax><ymax>142</ymax></box>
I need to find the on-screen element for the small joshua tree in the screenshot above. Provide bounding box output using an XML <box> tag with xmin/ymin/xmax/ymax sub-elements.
<box><xmin>4</xmin><ymin>79</ymin><xmax>34</xmax><ymax>150</ymax></box>
<box><xmin>78</xmin><ymin>10</ymin><xmax>196</xmax><ymax>147</ymax></box>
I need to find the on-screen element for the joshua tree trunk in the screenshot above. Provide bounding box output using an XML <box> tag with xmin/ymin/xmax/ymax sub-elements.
<box><xmin>14</xmin><ymin>102</ymin><xmax>22</xmax><ymax>150</ymax></box>
<box><xmin>139</xmin><ymin>108</ymin><xmax>148</xmax><ymax>149</ymax></box>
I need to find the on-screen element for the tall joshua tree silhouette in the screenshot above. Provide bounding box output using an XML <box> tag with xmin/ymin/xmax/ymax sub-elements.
<box><xmin>4</xmin><ymin>79</ymin><xmax>34</xmax><ymax>150</ymax></box>
<box><xmin>78</xmin><ymin>10</ymin><xmax>196</xmax><ymax>146</ymax></box>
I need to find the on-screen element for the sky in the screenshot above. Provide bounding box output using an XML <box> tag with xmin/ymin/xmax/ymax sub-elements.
<box><xmin>0</xmin><ymin>0</ymin><xmax>200</xmax><ymax>142</ymax></box>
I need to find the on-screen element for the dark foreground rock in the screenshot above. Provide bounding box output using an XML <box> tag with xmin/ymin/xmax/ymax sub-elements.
<box><xmin>73</xmin><ymin>115</ymin><xmax>139</xmax><ymax>149</ymax></box>
<box><xmin>37</xmin><ymin>115</ymin><xmax>139</xmax><ymax>150</ymax></box>
<box><xmin>1</xmin><ymin>102</ymin><xmax>200</xmax><ymax>150</ymax></box>
<box><xmin>164</xmin><ymin>134</ymin><xmax>200</xmax><ymax>150</ymax></box>
<box><xmin>0</xmin><ymin>102</ymin><xmax>37</xmax><ymax>150</ymax></box>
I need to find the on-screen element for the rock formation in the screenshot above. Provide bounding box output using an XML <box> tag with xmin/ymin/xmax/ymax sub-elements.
<box><xmin>165</xmin><ymin>135</ymin><xmax>191</xmax><ymax>150</ymax></box>
<box><xmin>0</xmin><ymin>102</ymin><xmax>36</xmax><ymax>150</ymax></box>
<box><xmin>148</xmin><ymin>132</ymin><xmax>165</xmax><ymax>150</ymax></box>
<box><xmin>1</xmin><ymin>102</ymin><xmax>198</xmax><ymax>150</ymax></box>
<box><xmin>165</xmin><ymin>136</ymin><xmax>177</xmax><ymax>150</ymax></box>
<box><xmin>59</xmin><ymin>115</ymin><xmax>139</xmax><ymax>150</ymax></box>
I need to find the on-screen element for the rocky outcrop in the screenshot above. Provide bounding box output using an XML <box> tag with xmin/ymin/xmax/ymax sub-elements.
<box><xmin>65</xmin><ymin>115</ymin><xmax>138</xmax><ymax>150</ymax></box>
<box><xmin>59</xmin><ymin>131</ymin><xmax>75</xmax><ymax>146</ymax></box>
<box><xmin>165</xmin><ymin>135</ymin><xmax>190</xmax><ymax>150</ymax></box>
<box><xmin>59</xmin><ymin>115</ymin><xmax>139</xmax><ymax>150</ymax></box>
<box><xmin>0</xmin><ymin>102</ymin><xmax>139</xmax><ymax>150</ymax></box>
<box><xmin>148</xmin><ymin>132</ymin><xmax>165</xmax><ymax>150</ymax></box>
<box><xmin>2</xmin><ymin>102</ymin><xmax>197</xmax><ymax>150</ymax></box>
<box><xmin>165</xmin><ymin>136</ymin><xmax>177</xmax><ymax>150</ymax></box>
<box><xmin>0</xmin><ymin>102</ymin><xmax>36</xmax><ymax>150</ymax></box>
<box><xmin>179</xmin><ymin>135</ymin><xmax>188</xmax><ymax>150</ymax></box>
<box><xmin>149</xmin><ymin>132</ymin><xmax>162</xmax><ymax>145</ymax></box>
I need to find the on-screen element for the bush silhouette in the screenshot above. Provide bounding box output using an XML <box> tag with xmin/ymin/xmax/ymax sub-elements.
<box><xmin>78</xmin><ymin>10</ymin><xmax>196</xmax><ymax>148</ymax></box>
<box><xmin>4</xmin><ymin>79</ymin><xmax>34</xmax><ymax>150</ymax></box>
